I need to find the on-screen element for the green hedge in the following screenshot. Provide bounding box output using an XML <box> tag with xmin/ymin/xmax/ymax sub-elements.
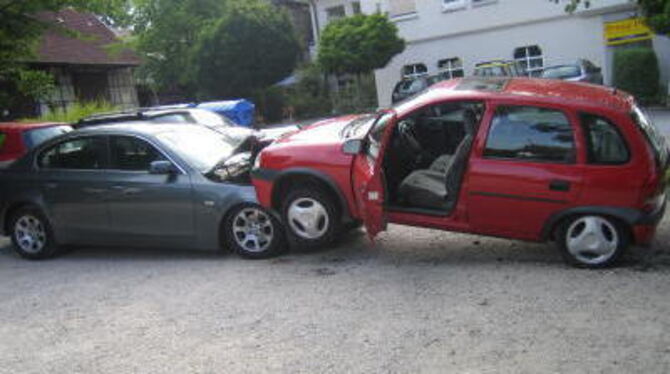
<box><xmin>613</xmin><ymin>47</ymin><xmax>661</xmax><ymax>105</ymax></box>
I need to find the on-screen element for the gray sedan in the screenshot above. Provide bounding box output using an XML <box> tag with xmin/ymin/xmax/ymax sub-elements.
<box><xmin>0</xmin><ymin>123</ymin><xmax>285</xmax><ymax>259</ymax></box>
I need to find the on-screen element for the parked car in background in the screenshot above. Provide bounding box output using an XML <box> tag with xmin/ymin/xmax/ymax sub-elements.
<box><xmin>541</xmin><ymin>59</ymin><xmax>604</xmax><ymax>84</ymax></box>
<box><xmin>252</xmin><ymin>77</ymin><xmax>668</xmax><ymax>268</ymax></box>
<box><xmin>0</xmin><ymin>123</ymin><xmax>285</xmax><ymax>259</ymax></box>
<box><xmin>392</xmin><ymin>75</ymin><xmax>444</xmax><ymax>103</ymax></box>
<box><xmin>473</xmin><ymin>60</ymin><xmax>526</xmax><ymax>77</ymax></box>
<box><xmin>0</xmin><ymin>122</ymin><xmax>72</xmax><ymax>168</ymax></box>
<box><xmin>77</xmin><ymin>107</ymin><xmax>298</xmax><ymax>142</ymax></box>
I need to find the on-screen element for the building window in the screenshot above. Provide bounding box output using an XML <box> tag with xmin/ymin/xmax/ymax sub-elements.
<box><xmin>442</xmin><ymin>0</ymin><xmax>467</xmax><ymax>12</ymax></box>
<box><xmin>402</xmin><ymin>63</ymin><xmax>428</xmax><ymax>79</ymax></box>
<box><xmin>326</xmin><ymin>5</ymin><xmax>346</xmax><ymax>22</ymax></box>
<box><xmin>389</xmin><ymin>0</ymin><xmax>416</xmax><ymax>18</ymax></box>
<box><xmin>514</xmin><ymin>45</ymin><xmax>544</xmax><ymax>77</ymax></box>
<box><xmin>437</xmin><ymin>57</ymin><xmax>465</xmax><ymax>79</ymax></box>
<box><xmin>352</xmin><ymin>1</ymin><xmax>362</xmax><ymax>14</ymax></box>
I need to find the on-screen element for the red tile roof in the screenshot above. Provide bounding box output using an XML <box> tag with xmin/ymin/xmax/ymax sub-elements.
<box><xmin>34</xmin><ymin>9</ymin><xmax>141</xmax><ymax>66</ymax></box>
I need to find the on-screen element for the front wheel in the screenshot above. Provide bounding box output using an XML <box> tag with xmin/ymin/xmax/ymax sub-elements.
<box><xmin>10</xmin><ymin>206</ymin><xmax>59</xmax><ymax>260</ymax></box>
<box><xmin>555</xmin><ymin>215</ymin><xmax>629</xmax><ymax>268</ymax></box>
<box><xmin>224</xmin><ymin>204</ymin><xmax>285</xmax><ymax>259</ymax></box>
<box><xmin>282</xmin><ymin>186</ymin><xmax>341</xmax><ymax>249</ymax></box>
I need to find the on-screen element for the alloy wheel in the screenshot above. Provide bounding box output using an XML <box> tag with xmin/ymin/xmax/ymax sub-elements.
<box><xmin>232</xmin><ymin>207</ymin><xmax>274</xmax><ymax>253</ymax></box>
<box><xmin>566</xmin><ymin>216</ymin><xmax>619</xmax><ymax>266</ymax></box>
<box><xmin>287</xmin><ymin>197</ymin><xmax>330</xmax><ymax>240</ymax></box>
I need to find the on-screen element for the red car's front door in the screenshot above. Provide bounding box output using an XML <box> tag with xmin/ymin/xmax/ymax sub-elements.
<box><xmin>466</xmin><ymin>102</ymin><xmax>584</xmax><ymax>240</ymax></box>
<box><xmin>351</xmin><ymin>112</ymin><xmax>396</xmax><ymax>240</ymax></box>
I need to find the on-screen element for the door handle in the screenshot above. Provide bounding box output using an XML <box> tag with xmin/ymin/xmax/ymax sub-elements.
<box><xmin>45</xmin><ymin>182</ymin><xmax>58</xmax><ymax>190</ymax></box>
<box><xmin>112</xmin><ymin>185</ymin><xmax>140</xmax><ymax>195</ymax></box>
<box><xmin>549</xmin><ymin>179</ymin><xmax>571</xmax><ymax>192</ymax></box>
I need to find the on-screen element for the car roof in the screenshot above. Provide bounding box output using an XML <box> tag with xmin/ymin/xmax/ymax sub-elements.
<box><xmin>76</xmin><ymin>107</ymin><xmax>211</xmax><ymax>126</ymax></box>
<box><xmin>397</xmin><ymin>77</ymin><xmax>633</xmax><ymax>114</ymax></box>
<box><xmin>0</xmin><ymin>122</ymin><xmax>68</xmax><ymax>131</ymax></box>
<box><xmin>72</xmin><ymin>121</ymin><xmax>208</xmax><ymax>137</ymax></box>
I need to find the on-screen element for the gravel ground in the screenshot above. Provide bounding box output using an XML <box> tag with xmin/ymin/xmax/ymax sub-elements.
<box><xmin>1</xmin><ymin>214</ymin><xmax>669</xmax><ymax>374</ymax></box>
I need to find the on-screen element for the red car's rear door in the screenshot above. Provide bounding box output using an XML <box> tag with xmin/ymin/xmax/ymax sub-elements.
<box><xmin>466</xmin><ymin>102</ymin><xmax>584</xmax><ymax>240</ymax></box>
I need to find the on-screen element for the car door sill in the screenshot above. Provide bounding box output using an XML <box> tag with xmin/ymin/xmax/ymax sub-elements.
<box><xmin>387</xmin><ymin>205</ymin><xmax>451</xmax><ymax>217</ymax></box>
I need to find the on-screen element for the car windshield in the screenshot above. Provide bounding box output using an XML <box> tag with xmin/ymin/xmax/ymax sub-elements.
<box><xmin>189</xmin><ymin>109</ymin><xmax>236</xmax><ymax>128</ymax></box>
<box><xmin>156</xmin><ymin>127</ymin><xmax>245</xmax><ymax>172</ymax></box>
<box><xmin>631</xmin><ymin>105</ymin><xmax>668</xmax><ymax>167</ymax></box>
<box><xmin>22</xmin><ymin>126</ymin><xmax>72</xmax><ymax>149</ymax></box>
<box><xmin>542</xmin><ymin>65</ymin><xmax>581</xmax><ymax>79</ymax></box>
<box><xmin>342</xmin><ymin>114</ymin><xmax>378</xmax><ymax>138</ymax></box>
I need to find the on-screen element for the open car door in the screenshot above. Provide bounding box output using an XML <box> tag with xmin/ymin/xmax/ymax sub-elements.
<box><xmin>351</xmin><ymin>111</ymin><xmax>396</xmax><ymax>241</ymax></box>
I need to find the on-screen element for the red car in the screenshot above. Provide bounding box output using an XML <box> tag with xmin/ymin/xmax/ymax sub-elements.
<box><xmin>0</xmin><ymin>122</ymin><xmax>72</xmax><ymax>168</ymax></box>
<box><xmin>252</xmin><ymin>78</ymin><xmax>668</xmax><ymax>268</ymax></box>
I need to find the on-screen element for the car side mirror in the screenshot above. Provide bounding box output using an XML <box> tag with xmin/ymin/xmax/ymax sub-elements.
<box><xmin>149</xmin><ymin>160</ymin><xmax>177</xmax><ymax>175</ymax></box>
<box><xmin>342</xmin><ymin>139</ymin><xmax>365</xmax><ymax>155</ymax></box>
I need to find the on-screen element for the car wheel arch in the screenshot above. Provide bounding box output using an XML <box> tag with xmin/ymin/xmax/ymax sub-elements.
<box><xmin>270</xmin><ymin>168</ymin><xmax>352</xmax><ymax>223</ymax></box>
<box><xmin>3</xmin><ymin>201</ymin><xmax>47</xmax><ymax>235</ymax></box>
<box><xmin>542</xmin><ymin>206</ymin><xmax>639</xmax><ymax>243</ymax></box>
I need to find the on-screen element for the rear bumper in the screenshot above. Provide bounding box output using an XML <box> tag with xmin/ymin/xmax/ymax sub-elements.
<box><xmin>633</xmin><ymin>198</ymin><xmax>666</xmax><ymax>246</ymax></box>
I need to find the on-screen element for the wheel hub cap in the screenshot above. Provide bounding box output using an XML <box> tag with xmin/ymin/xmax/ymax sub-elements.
<box><xmin>232</xmin><ymin>208</ymin><xmax>274</xmax><ymax>253</ymax></box>
<box><xmin>287</xmin><ymin>198</ymin><xmax>329</xmax><ymax>240</ymax></box>
<box><xmin>14</xmin><ymin>215</ymin><xmax>46</xmax><ymax>254</ymax></box>
<box><xmin>566</xmin><ymin>216</ymin><xmax>618</xmax><ymax>265</ymax></box>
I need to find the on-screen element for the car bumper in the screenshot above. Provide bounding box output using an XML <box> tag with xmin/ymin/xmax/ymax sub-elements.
<box><xmin>633</xmin><ymin>198</ymin><xmax>666</xmax><ymax>246</ymax></box>
<box><xmin>250</xmin><ymin>168</ymin><xmax>277</xmax><ymax>208</ymax></box>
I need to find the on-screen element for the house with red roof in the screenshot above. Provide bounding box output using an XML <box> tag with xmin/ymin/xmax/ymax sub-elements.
<box><xmin>23</xmin><ymin>9</ymin><xmax>142</xmax><ymax>117</ymax></box>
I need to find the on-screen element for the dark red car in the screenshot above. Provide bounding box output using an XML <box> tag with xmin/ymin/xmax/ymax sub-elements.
<box><xmin>0</xmin><ymin>122</ymin><xmax>72</xmax><ymax>168</ymax></box>
<box><xmin>252</xmin><ymin>78</ymin><xmax>668</xmax><ymax>268</ymax></box>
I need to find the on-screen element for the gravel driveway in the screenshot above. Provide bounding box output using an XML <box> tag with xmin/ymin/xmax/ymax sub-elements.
<box><xmin>1</xmin><ymin>215</ymin><xmax>669</xmax><ymax>374</ymax></box>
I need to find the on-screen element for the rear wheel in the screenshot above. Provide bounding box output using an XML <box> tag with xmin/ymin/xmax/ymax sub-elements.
<box><xmin>282</xmin><ymin>186</ymin><xmax>341</xmax><ymax>249</ymax></box>
<box><xmin>224</xmin><ymin>204</ymin><xmax>285</xmax><ymax>259</ymax></box>
<box><xmin>9</xmin><ymin>206</ymin><xmax>59</xmax><ymax>260</ymax></box>
<box><xmin>556</xmin><ymin>215</ymin><xmax>629</xmax><ymax>268</ymax></box>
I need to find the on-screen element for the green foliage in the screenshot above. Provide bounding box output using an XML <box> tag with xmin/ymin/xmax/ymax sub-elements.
<box><xmin>317</xmin><ymin>14</ymin><xmax>405</xmax><ymax>75</ymax></box>
<box><xmin>23</xmin><ymin>101</ymin><xmax>117</xmax><ymax>123</ymax></box>
<box><xmin>639</xmin><ymin>0</ymin><xmax>670</xmax><ymax>34</ymax></box>
<box><xmin>133</xmin><ymin>0</ymin><xmax>228</xmax><ymax>95</ymax></box>
<box><xmin>284</xmin><ymin>64</ymin><xmax>333</xmax><ymax>119</ymax></box>
<box><xmin>190</xmin><ymin>0</ymin><xmax>300</xmax><ymax>99</ymax></box>
<box><xmin>613</xmin><ymin>47</ymin><xmax>661</xmax><ymax>104</ymax></box>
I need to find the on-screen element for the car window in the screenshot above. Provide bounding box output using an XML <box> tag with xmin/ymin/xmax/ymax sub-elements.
<box><xmin>23</xmin><ymin>126</ymin><xmax>72</xmax><ymax>149</ymax></box>
<box><xmin>367</xmin><ymin>112</ymin><xmax>394</xmax><ymax>161</ymax></box>
<box><xmin>39</xmin><ymin>136</ymin><xmax>107</xmax><ymax>170</ymax></box>
<box><xmin>110</xmin><ymin>136</ymin><xmax>167</xmax><ymax>171</ymax></box>
<box><xmin>580</xmin><ymin>113</ymin><xmax>629</xmax><ymax>165</ymax></box>
<box><xmin>631</xmin><ymin>105</ymin><xmax>668</xmax><ymax>167</ymax></box>
<box><xmin>542</xmin><ymin>65</ymin><xmax>581</xmax><ymax>79</ymax></box>
<box><xmin>484</xmin><ymin>106</ymin><xmax>575</xmax><ymax>163</ymax></box>
<box><xmin>149</xmin><ymin>114</ymin><xmax>192</xmax><ymax>124</ymax></box>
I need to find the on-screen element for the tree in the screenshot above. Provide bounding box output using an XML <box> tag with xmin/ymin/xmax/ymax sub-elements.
<box><xmin>0</xmin><ymin>0</ymin><xmax>129</xmax><ymax>108</ymax></box>
<box><xmin>317</xmin><ymin>14</ymin><xmax>405</xmax><ymax>75</ymax></box>
<box><xmin>132</xmin><ymin>0</ymin><xmax>229</xmax><ymax>97</ymax></box>
<box><xmin>190</xmin><ymin>0</ymin><xmax>300</xmax><ymax>98</ymax></box>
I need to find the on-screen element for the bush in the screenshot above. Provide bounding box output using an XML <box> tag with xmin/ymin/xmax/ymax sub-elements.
<box><xmin>613</xmin><ymin>47</ymin><xmax>661</xmax><ymax>105</ymax></box>
<box><xmin>285</xmin><ymin>64</ymin><xmax>333</xmax><ymax>119</ymax></box>
<box><xmin>23</xmin><ymin>101</ymin><xmax>118</xmax><ymax>123</ymax></box>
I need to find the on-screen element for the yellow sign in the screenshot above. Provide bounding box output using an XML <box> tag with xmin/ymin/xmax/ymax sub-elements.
<box><xmin>604</xmin><ymin>18</ymin><xmax>653</xmax><ymax>46</ymax></box>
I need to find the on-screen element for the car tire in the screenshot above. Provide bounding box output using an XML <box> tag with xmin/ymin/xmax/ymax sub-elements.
<box><xmin>224</xmin><ymin>204</ymin><xmax>286</xmax><ymax>259</ymax></box>
<box><xmin>9</xmin><ymin>206</ymin><xmax>59</xmax><ymax>260</ymax></box>
<box><xmin>555</xmin><ymin>215</ymin><xmax>629</xmax><ymax>269</ymax></box>
<box><xmin>282</xmin><ymin>186</ymin><xmax>341</xmax><ymax>249</ymax></box>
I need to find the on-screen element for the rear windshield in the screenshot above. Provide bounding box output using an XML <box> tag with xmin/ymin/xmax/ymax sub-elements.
<box><xmin>23</xmin><ymin>126</ymin><xmax>72</xmax><ymax>149</ymax></box>
<box><xmin>631</xmin><ymin>106</ymin><xmax>668</xmax><ymax>168</ymax></box>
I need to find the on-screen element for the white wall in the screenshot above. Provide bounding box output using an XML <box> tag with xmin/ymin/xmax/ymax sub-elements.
<box><xmin>374</xmin><ymin>14</ymin><xmax>609</xmax><ymax>106</ymax></box>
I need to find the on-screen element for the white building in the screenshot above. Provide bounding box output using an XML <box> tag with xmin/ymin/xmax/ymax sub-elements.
<box><xmin>308</xmin><ymin>0</ymin><xmax>670</xmax><ymax>107</ymax></box>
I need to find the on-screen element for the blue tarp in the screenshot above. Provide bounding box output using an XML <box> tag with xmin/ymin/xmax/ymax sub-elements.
<box><xmin>196</xmin><ymin>100</ymin><xmax>255</xmax><ymax>128</ymax></box>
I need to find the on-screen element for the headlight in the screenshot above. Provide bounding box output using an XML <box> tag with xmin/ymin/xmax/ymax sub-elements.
<box><xmin>253</xmin><ymin>151</ymin><xmax>263</xmax><ymax>169</ymax></box>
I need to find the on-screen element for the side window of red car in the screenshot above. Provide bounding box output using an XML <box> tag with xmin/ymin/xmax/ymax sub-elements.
<box><xmin>484</xmin><ymin>105</ymin><xmax>575</xmax><ymax>163</ymax></box>
<box><xmin>580</xmin><ymin>113</ymin><xmax>629</xmax><ymax>165</ymax></box>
